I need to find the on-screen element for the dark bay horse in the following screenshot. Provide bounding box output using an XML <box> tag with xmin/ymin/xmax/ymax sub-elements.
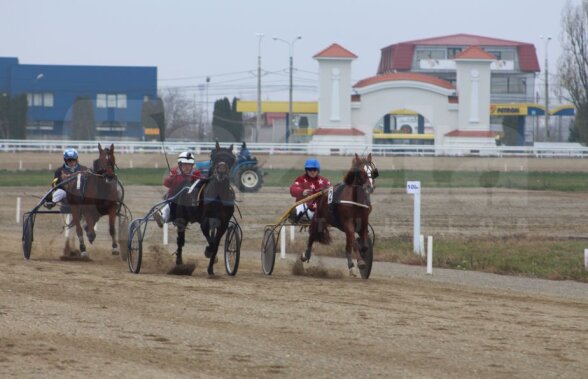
<box><xmin>64</xmin><ymin>143</ymin><xmax>120</xmax><ymax>258</ymax></box>
<box><xmin>302</xmin><ymin>153</ymin><xmax>378</xmax><ymax>276</ymax></box>
<box><xmin>173</xmin><ymin>142</ymin><xmax>236</xmax><ymax>275</ymax></box>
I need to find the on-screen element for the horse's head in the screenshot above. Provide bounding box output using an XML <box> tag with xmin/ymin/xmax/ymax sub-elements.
<box><xmin>209</xmin><ymin>141</ymin><xmax>235</xmax><ymax>181</ymax></box>
<box><xmin>349</xmin><ymin>153</ymin><xmax>378</xmax><ymax>194</ymax></box>
<box><xmin>95</xmin><ymin>143</ymin><xmax>116</xmax><ymax>181</ymax></box>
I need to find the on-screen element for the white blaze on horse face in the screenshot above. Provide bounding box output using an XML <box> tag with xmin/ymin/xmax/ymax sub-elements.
<box><xmin>364</xmin><ymin>164</ymin><xmax>374</xmax><ymax>193</ymax></box>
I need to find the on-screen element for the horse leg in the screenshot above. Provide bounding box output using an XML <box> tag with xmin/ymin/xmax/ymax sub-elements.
<box><xmin>204</xmin><ymin>218</ymin><xmax>223</xmax><ymax>276</ymax></box>
<box><xmin>72</xmin><ymin>207</ymin><xmax>88</xmax><ymax>258</ymax></box>
<box><xmin>354</xmin><ymin>220</ymin><xmax>368</xmax><ymax>270</ymax></box>
<box><xmin>301</xmin><ymin>236</ymin><xmax>314</xmax><ymax>262</ymax></box>
<box><xmin>108</xmin><ymin>208</ymin><xmax>119</xmax><ymax>255</ymax></box>
<box><xmin>84</xmin><ymin>207</ymin><xmax>97</xmax><ymax>244</ymax></box>
<box><xmin>175</xmin><ymin>228</ymin><xmax>185</xmax><ymax>265</ymax></box>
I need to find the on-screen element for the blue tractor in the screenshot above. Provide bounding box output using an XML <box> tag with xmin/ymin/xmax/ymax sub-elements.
<box><xmin>195</xmin><ymin>142</ymin><xmax>265</xmax><ymax>193</ymax></box>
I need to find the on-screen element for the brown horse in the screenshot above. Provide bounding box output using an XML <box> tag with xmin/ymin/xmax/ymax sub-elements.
<box><xmin>65</xmin><ymin>143</ymin><xmax>120</xmax><ymax>258</ymax></box>
<box><xmin>302</xmin><ymin>153</ymin><xmax>378</xmax><ymax>277</ymax></box>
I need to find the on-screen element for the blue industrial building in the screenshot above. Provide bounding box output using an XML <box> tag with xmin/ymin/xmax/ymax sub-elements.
<box><xmin>0</xmin><ymin>57</ymin><xmax>157</xmax><ymax>140</ymax></box>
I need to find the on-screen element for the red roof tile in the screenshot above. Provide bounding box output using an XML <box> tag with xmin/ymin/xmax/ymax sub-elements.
<box><xmin>454</xmin><ymin>46</ymin><xmax>496</xmax><ymax>60</ymax></box>
<box><xmin>445</xmin><ymin>130</ymin><xmax>498</xmax><ymax>138</ymax></box>
<box><xmin>313</xmin><ymin>128</ymin><xmax>364</xmax><ymax>136</ymax></box>
<box><xmin>354</xmin><ymin>72</ymin><xmax>454</xmax><ymax>90</ymax></box>
<box><xmin>313</xmin><ymin>43</ymin><xmax>357</xmax><ymax>59</ymax></box>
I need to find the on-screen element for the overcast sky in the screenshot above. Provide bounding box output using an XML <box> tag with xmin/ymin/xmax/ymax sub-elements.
<box><xmin>0</xmin><ymin>0</ymin><xmax>576</xmax><ymax>103</ymax></box>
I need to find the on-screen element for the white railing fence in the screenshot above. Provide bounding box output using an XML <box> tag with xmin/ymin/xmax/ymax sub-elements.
<box><xmin>1</xmin><ymin>139</ymin><xmax>588</xmax><ymax>158</ymax></box>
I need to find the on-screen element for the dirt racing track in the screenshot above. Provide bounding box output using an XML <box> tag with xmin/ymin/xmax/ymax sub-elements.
<box><xmin>1</xmin><ymin>157</ymin><xmax>588</xmax><ymax>377</ymax></box>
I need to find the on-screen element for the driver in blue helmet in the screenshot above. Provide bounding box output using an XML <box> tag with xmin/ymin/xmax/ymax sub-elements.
<box><xmin>44</xmin><ymin>148</ymin><xmax>87</xmax><ymax>209</ymax></box>
<box><xmin>289</xmin><ymin>158</ymin><xmax>331</xmax><ymax>223</ymax></box>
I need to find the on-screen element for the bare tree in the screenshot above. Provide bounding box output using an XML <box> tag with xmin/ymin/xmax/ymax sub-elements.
<box><xmin>558</xmin><ymin>0</ymin><xmax>588</xmax><ymax>143</ymax></box>
<box><xmin>159</xmin><ymin>88</ymin><xmax>205</xmax><ymax>141</ymax></box>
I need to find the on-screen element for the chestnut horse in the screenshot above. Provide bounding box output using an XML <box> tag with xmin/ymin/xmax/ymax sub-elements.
<box><xmin>64</xmin><ymin>143</ymin><xmax>120</xmax><ymax>258</ymax></box>
<box><xmin>173</xmin><ymin>142</ymin><xmax>236</xmax><ymax>275</ymax></box>
<box><xmin>302</xmin><ymin>153</ymin><xmax>378</xmax><ymax>276</ymax></box>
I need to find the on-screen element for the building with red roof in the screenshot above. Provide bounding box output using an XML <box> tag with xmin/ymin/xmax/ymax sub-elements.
<box><xmin>377</xmin><ymin>33</ymin><xmax>539</xmax><ymax>104</ymax></box>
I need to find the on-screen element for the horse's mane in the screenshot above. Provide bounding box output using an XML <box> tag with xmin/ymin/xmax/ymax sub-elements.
<box><xmin>343</xmin><ymin>157</ymin><xmax>366</xmax><ymax>186</ymax></box>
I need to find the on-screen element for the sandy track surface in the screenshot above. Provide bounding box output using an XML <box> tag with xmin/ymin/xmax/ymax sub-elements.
<box><xmin>1</xmin><ymin>185</ymin><xmax>588</xmax><ymax>378</ymax></box>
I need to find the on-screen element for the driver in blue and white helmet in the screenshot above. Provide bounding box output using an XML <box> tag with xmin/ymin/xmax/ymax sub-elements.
<box><xmin>44</xmin><ymin>148</ymin><xmax>87</xmax><ymax>209</ymax></box>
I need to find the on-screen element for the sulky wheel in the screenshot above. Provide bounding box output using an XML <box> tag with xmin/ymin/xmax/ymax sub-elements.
<box><xmin>127</xmin><ymin>219</ymin><xmax>143</xmax><ymax>274</ymax></box>
<box><xmin>236</xmin><ymin>163</ymin><xmax>264</xmax><ymax>192</ymax></box>
<box><xmin>261</xmin><ymin>228</ymin><xmax>277</xmax><ymax>275</ymax></box>
<box><xmin>224</xmin><ymin>222</ymin><xmax>241</xmax><ymax>276</ymax></box>
<box><xmin>358</xmin><ymin>236</ymin><xmax>374</xmax><ymax>279</ymax></box>
<box><xmin>22</xmin><ymin>214</ymin><xmax>34</xmax><ymax>261</ymax></box>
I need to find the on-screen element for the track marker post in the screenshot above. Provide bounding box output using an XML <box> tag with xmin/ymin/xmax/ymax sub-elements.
<box><xmin>427</xmin><ymin>236</ymin><xmax>433</xmax><ymax>274</ymax></box>
<box><xmin>584</xmin><ymin>249</ymin><xmax>588</xmax><ymax>271</ymax></box>
<box><xmin>163</xmin><ymin>223</ymin><xmax>168</xmax><ymax>245</ymax></box>
<box><xmin>280</xmin><ymin>226</ymin><xmax>286</xmax><ymax>259</ymax></box>
<box><xmin>16</xmin><ymin>197</ymin><xmax>21</xmax><ymax>224</ymax></box>
<box><xmin>406</xmin><ymin>181</ymin><xmax>421</xmax><ymax>255</ymax></box>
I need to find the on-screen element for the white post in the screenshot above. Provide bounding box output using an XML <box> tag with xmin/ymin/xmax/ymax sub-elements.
<box><xmin>130</xmin><ymin>160</ymin><xmax>134</xmax><ymax>169</ymax></box>
<box><xmin>65</xmin><ymin>214</ymin><xmax>71</xmax><ymax>238</ymax></box>
<box><xmin>16</xmin><ymin>197</ymin><xmax>21</xmax><ymax>224</ymax></box>
<box><xmin>19</xmin><ymin>160</ymin><xmax>23</xmax><ymax>170</ymax></box>
<box><xmin>49</xmin><ymin>163</ymin><xmax>52</xmax><ymax>171</ymax></box>
<box><xmin>163</xmin><ymin>223</ymin><xmax>168</xmax><ymax>245</ymax></box>
<box><xmin>427</xmin><ymin>236</ymin><xmax>433</xmax><ymax>275</ymax></box>
<box><xmin>419</xmin><ymin>234</ymin><xmax>425</xmax><ymax>256</ymax></box>
<box><xmin>76</xmin><ymin>173</ymin><xmax>81</xmax><ymax>190</ymax></box>
<box><xmin>407</xmin><ymin>181</ymin><xmax>422</xmax><ymax>255</ymax></box>
<box><xmin>290</xmin><ymin>225</ymin><xmax>295</xmax><ymax>243</ymax></box>
<box><xmin>584</xmin><ymin>249</ymin><xmax>588</xmax><ymax>271</ymax></box>
<box><xmin>280</xmin><ymin>226</ymin><xmax>286</xmax><ymax>259</ymax></box>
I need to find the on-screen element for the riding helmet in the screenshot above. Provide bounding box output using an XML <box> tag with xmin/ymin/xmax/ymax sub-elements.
<box><xmin>304</xmin><ymin>158</ymin><xmax>320</xmax><ymax>171</ymax></box>
<box><xmin>63</xmin><ymin>148</ymin><xmax>78</xmax><ymax>161</ymax></box>
<box><xmin>177</xmin><ymin>151</ymin><xmax>195</xmax><ymax>165</ymax></box>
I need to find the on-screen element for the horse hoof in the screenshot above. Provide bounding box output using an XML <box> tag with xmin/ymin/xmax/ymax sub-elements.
<box><xmin>357</xmin><ymin>259</ymin><xmax>367</xmax><ymax>270</ymax></box>
<box><xmin>349</xmin><ymin>267</ymin><xmax>358</xmax><ymax>277</ymax></box>
<box><xmin>300</xmin><ymin>255</ymin><xmax>308</xmax><ymax>262</ymax></box>
<box><xmin>111</xmin><ymin>248</ymin><xmax>120</xmax><ymax>256</ymax></box>
<box><xmin>81</xmin><ymin>251</ymin><xmax>89</xmax><ymax>259</ymax></box>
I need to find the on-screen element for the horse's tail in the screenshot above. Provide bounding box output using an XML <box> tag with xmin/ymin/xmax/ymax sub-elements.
<box><xmin>309</xmin><ymin>217</ymin><xmax>331</xmax><ymax>245</ymax></box>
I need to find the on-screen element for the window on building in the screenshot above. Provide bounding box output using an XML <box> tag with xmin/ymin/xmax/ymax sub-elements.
<box><xmin>27</xmin><ymin>92</ymin><xmax>54</xmax><ymax>107</ymax></box>
<box><xmin>97</xmin><ymin>93</ymin><xmax>128</xmax><ymax>109</ymax></box>
<box><xmin>97</xmin><ymin>94</ymin><xmax>107</xmax><ymax>108</ymax></box>
<box><xmin>116</xmin><ymin>94</ymin><xmax>127</xmax><ymax>108</ymax></box>
<box><xmin>447</xmin><ymin>47</ymin><xmax>462</xmax><ymax>59</ymax></box>
<box><xmin>43</xmin><ymin>93</ymin><xmax>53</xmax><ymax>107</ymax></box>
<box><xmin>491</xmin><ymin>76</ymin><xmax>526</xmax><ymax>94</ymax></box>
<box><xmin>415</xmin><ymin>49</ymin><xmax>445</xmax><ymax>60</ymax></box>
<box><xmin>107</xmin><ymin>94</ymin><xmax>116</xmax><ymax>108</ymax></box>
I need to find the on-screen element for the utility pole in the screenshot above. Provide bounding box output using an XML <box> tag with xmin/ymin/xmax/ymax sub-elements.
<box><xmin>256</xmin><ymin>33</ymin><xmax>263</xmax><ymax>143</ymax></box>
<box><xmin>206</xmin><ymin>76</ymin><xmax>210</xmax><ymax>140</ymax></box>
<box><xmin>540</xmin><ymin>35</ymin><xmax>551</xmax><ymax>140</ymax></box>
<box><xmin>273</xmin><ymin>36</ymin><xmax>302</xmax><ymax>143</ymax></box>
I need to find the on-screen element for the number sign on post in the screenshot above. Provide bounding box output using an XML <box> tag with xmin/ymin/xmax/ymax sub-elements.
<box><xmin>406</xmin><ymin>181</ymin><xmax>421</xmax><ymax>254</ymax></box>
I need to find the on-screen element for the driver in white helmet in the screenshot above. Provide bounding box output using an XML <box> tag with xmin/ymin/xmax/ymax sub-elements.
<box><xmin>154</xmin><ymin>151</ymin><xmax>202</xmax><ymax>227</ymax></box>
<box><xmin>44</xmin><ymin>148</ymin><xmax>87</xmax><ymax>209</ymax></box>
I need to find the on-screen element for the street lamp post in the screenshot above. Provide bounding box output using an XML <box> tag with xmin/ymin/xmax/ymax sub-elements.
<box><xmin>256</xmin><ymin>33</ymin><xmax>264</xmax><ymax>143</ymax></box>
<box><xmin>540</xmin><ymin>35</ymin><xmax>552</xmax><ymax>140</ymax></box>
<box><xmin>206</xmin><ymin>76</ymin><xmax>210</xmax><ymax>140</ymax></box>
<box><xmin>273</xmin><ymin>36</ymin><xmax>301</xmax><ymax>143</ymax></box>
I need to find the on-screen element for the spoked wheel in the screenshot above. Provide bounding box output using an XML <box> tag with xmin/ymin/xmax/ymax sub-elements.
<box><xmin>22</xmin><ymin>214</ymin><xmax>34</xmax><ymax>260</ymax></box>
<box><xmin>224</xmin><ymin>222</ymin><xmax>241</xmax><ymax>276</ymax></box>
<box><xmin>358</xmin><ymin>236</ymin><xmax>374</xmax><ymax>279</ymax></box>
<box><xmin>128</xmin><ymin>219</ymin><xmax>143</xmax><ymax>274</ymax></box>
<box><xmin>261</xmin><ymin>228</ymin><xmax>277</xmax><ymax>275</ymax></box>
